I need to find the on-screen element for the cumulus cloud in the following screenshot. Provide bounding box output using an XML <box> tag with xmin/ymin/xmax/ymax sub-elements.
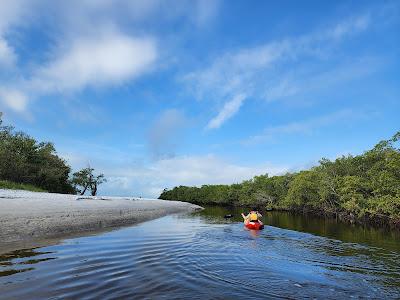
<box><xmin>62</xmin><ymin>145</ymin><xmax>289</xmax><ymax>197</ymax></box>
<box><xmin>0</xmin><ymin>0</ymin><xmax>220</xmax><ymax>114</ymax></box>
<box><xmin>149</xmin><ymin>154</ymin><xmax>287</xmax><ymax>185</ymax></box>
<box><xmin>0</xmin><ymin>29</ymin><xmax>157</xmax><ymax>113</ymax></box>
<box><xmin>0</xmin><ymin>30</ymin><xmax>157</xmax><ymax>115</ymax></box>
<box><xmin>117</xmin><ymin>154</ymin><xmax>287</xmax><ymax>197</ymax></box>
<box><xmin>32</xmin><ymin>31</ymin><xmax>157</xmax><ymax>92</ymax></box>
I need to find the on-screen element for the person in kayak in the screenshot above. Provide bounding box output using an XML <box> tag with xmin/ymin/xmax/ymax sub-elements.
<box><xmin>241</xmin><ymin>209</ymin><xmax>262</xmax><ymax>225</ymax></box>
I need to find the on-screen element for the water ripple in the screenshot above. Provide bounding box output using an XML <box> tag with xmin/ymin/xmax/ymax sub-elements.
<box><xmin>1</xmin><ymin>213</ymin><xmax>399</xmax><ymax>299</ymax></box>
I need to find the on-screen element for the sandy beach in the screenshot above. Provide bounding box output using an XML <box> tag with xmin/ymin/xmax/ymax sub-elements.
<box><xmin>0</xmin><ymin>189</ymin><xmax>202</xmax><ymax>254</ymax></box>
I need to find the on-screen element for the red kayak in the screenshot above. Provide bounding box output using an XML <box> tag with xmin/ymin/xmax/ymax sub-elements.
<box><xmin>245</xmin><ymin>221</ymin><xmax>264</xmax><ymax>230</ymax></box>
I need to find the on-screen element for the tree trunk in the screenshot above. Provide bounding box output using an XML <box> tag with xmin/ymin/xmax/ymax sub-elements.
<box><xmin>91</xmin><ymin>182</ymin><xmax>97</xmax><ymax>196</ymax></box>
<box><xmin>80</xmin><ymin>184</ymin><xmax>88</xmax><ymax>195</ymax></box>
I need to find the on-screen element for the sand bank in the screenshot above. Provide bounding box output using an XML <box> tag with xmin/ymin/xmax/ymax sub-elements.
<box><xmin>0</xmin><ymin>189</ymin><xmax>201</xmax><ymax>254</ymax></box>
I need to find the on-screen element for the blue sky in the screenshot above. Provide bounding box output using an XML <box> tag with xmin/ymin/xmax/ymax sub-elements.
<box><xmin>0</xmin><ymin>0</ymin><xmax>399</xmax><ymax>197</ymax></box>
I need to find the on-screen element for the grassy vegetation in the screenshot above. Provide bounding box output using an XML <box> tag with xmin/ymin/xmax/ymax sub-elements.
<box><xmin>0</xmin><ymin>180</ymin><xmax>47</xmax><ymax>192</ymax></box>
<box><xmin>159</xmin><ymin>132</ymin><xmax>400</xmax><ymax>229</ymax></box>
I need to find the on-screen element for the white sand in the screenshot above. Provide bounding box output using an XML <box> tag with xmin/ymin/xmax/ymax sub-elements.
<box><xmin>0</xmin><ymin>189</ymin><xmax>201</xmax><ymax>254</ymax></box>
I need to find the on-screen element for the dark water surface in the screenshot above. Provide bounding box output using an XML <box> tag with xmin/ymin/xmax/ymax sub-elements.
<box><xmin>1</xmin><ymin>206</ymin><xmax>399</xmax><ymax>299</ymax></box>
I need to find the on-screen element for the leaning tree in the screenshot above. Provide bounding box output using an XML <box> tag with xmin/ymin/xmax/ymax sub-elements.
<box><xmin>72</xmin><ymin>167</ymin><xmax>106</xmax><ymax>196</ymax></box>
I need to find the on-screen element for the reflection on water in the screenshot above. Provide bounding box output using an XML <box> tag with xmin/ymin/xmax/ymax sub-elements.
<box><xmin>0</xmin><ymin>206</ymin><xmax>399</xmax><ymax>299</ymax></box>
<box><xmin>195</xmin><ymin>206</ymin><xmax>400</xmax><ymax>251</ymax></box>
<box><xmin>0</xmin><ymin>248</ymin><xmax>55</xmax><ymax>277</ymax></box>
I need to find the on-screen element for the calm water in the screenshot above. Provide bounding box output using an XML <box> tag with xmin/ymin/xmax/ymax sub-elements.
<box><xmin>1</xmin><ymin>206</ymin><xmax>399</xmax><ymax>299</ymax></box>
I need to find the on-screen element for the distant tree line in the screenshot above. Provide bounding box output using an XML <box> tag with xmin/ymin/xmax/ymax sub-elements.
<box><xmin>0</xmin><ymin>113</ymin><xmax>105</xmax><ymax>195</ymax></box>
<box><xmin>159</xmin><ymin>132</ymin><xmax>400</xmax><ymax>228</ymax></box>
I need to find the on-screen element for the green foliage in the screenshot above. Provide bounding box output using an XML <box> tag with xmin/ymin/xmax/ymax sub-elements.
<box><xmin>159</xmin><ymin>131</ymin><xmax>400</xmax><ymax>227</ymax></box>
<box><xmin>0</xmin><ymin>180</ymin><xmax>46</xmax><ymax>192</ymax></box>
<box><xmin>72</xmin><ymin>167</ymin><xmax>106</xmax><ymax>196</ymax></box>
<box><xmin>0</xmin><ymin>114</ymin><xmax>75</xmax><ymax>193</ymax></box>
<box><xmin>159</xmin><ymin>174</ymin><xmax>295</xmax><ymax>208</ymax></box>
<box><xmin>284</xmin><ymin>171</ymin><xmax>322</xmax><ymax>209</ymax></box>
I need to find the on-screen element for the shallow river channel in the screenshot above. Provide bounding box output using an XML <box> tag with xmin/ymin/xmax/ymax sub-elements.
<box><xmin>1</xmin><ymin>206</ymin><xmax>399</xmax><ymax>299</ymax></box>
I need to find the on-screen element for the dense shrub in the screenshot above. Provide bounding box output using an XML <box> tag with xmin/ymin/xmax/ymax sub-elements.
<box><xmin>160</xmin><ymin>132</ymin><xmax>400</xmax><ymax>227</ymax></box>
<box><xmin>0</xmin><ymin>115</ymin><xmax>75</xmax><ymax>194</ymax></box>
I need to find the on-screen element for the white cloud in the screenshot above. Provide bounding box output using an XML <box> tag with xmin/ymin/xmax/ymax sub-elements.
<box><xmin>0</xmin><ymin>0</ymin><xmax>27</xmax><ymax>32</ymax></box>
<box><xmin>206</xmin><ymin>93</ymin><xmax>246</xmax><ymax>129</ymax></box>
<box><xmin>0</xmin><ymin>88</ymin><xmax>28</xmax><ymax>113</ymax></box>
<box><xmin>0</xmin><ymin>29</ymin><xmax>157</xmax><ymax>113</ymax></box>
<box><xmin>0</xmin><ymin>1</ymin><xmax>160</xmax><ymax>113</ymax></box>
<box><xmin>0</xmin><ymin>0</ymin><xmax>220</xmax><ymax>114</ymax></box>
<box><xmin>184</xmin><ymin>41</ymin><xmax>288</xmax><ymax>102</ymax></box>
<box><xmin>184</xmin><ymin>13</ymin><xmax>372</xmax><ymax>130</ymax></box>
<box><xmin>149</xmin><ymin>155</ymin><xmax>287</xmax><ymax>186</ymax></box>
<box><xmin>0</xmin><ymin>0</ymin><xmax>33</xmax><ymax>68</ymax></box>
<box><xmin>0</xmin><ymin>37</ymin><xmax>16</xmax><ymax>67</ymax></box>
<box><xmin>59</xmin><ymin>138</ymin><xmax>288</xmax><ymax>198</ymax></box>
<box><xmin>32</xmin><ymin>30</ymin><xmax>157</xmax><ymax>92</ymax></box>
<box><xmin>329</xmin><ymin>15</ymin><xmax>370</xmax><ymax>40</ymax></box>
<box><xmin>64</xmin><ymin>150</ymin><xmax>288</xmax><ymax>197</ymax></box>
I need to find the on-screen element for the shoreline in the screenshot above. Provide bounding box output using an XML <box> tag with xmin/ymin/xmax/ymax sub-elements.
<box><xmin>169</xmin><ymin>201</ymin><xmax>399</xmax><ymax>230</ymax></box>
<box><xmin>0</xmin><ymin>189</ymin><xmax>202</xmax><ymax>254</ymax></box>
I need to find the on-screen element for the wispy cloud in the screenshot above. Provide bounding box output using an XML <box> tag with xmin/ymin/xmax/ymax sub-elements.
<box><xmin>184</xmin><ymin>12</ymin><xmax>376</xmax><ymax>130</ymax></box>
<box><xmin>206</xmin><ymin>93</ymin><xmax>246</xmax><ymax>129</ymax></box>
<box><xmin>193</xmin><ymin>0</ymin><xmax>221</xmax><ymax>27</ymax></box>
<box><xmin>329</xmin><ymin>14</ymin><xmax>370</xmax><ymax>39</ymax></box>
<box><xmin>62</xmin><ymin>98</ymin><xmax>106</xmax><ymax>125</ymax></box>
<box><xmin>243</xmin><ymin>109</ymin><xmax>365</xmax><ymax>145</ymax></box>
<box><xmin>262</xmin><ymin>56</ymin><xmax>382</xmax><ymax>102</ymax></box>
